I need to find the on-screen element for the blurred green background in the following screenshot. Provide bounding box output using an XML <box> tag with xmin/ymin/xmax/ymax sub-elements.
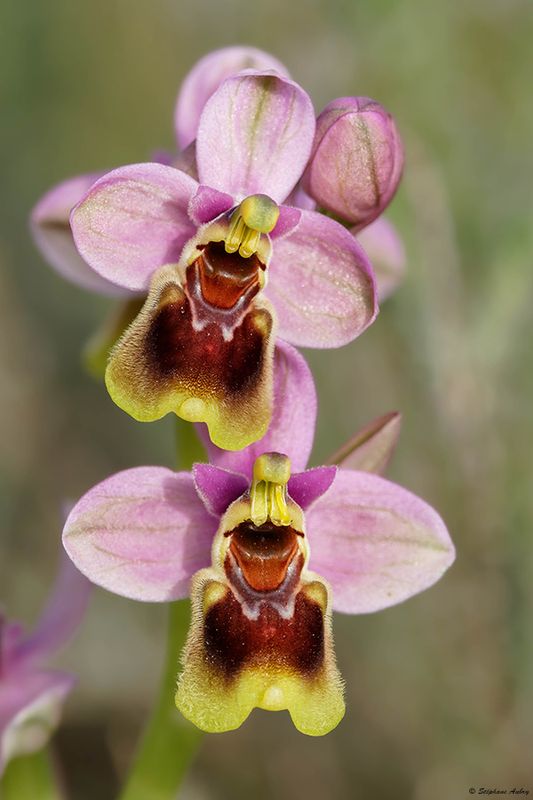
<box><xmin>1</xmin><ymin>0</ymin><xmax>532</xmax><ymax>797</ymax></box>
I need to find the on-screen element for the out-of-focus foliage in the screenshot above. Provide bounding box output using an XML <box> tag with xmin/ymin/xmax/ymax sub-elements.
<box><xmin>0</xmin><ymin>0</ymin><xmax>532</xmax><ymax>798</ymax></box>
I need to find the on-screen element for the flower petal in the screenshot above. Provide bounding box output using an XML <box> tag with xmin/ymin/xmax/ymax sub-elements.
<box><xmin>175</xmin><ymin>46</ymin><xmax>290</xmax><ymax>149</ymax></box>
<box><xmin>327</xmin><ymin>411</ymin><xmax>402</xmax><ymax>474</ymax></box>
<box><xmin>70</xmin><ymin>163</ymin><xmax>198</xmax><ymax>291</ymax></box>
<box><xmin>265</xmin><ymin>209</ymin><xmax>378</xmax><ymax>347</ymax></box>
<box><xmin>198</xmin><ymin>340</ymin><xmax>316</xmax><ymax>477</ymax></box>
<box><xmin>196</xmin><ymin>72</ymin><xmax>315</xmax><ymax>203</ymax></box>
<box><xmin>63</xmin><ymin>467</ymin><xmax>216</xmax><ymax>601</ymax></box>
<box><xmin>0</xmin><ymin>670</ymin><xmax>74</xmax><ymax>775</ymax></box>
<box><xmin>356</xmin><ymin>217</ymin><xmax>406</xmax><ymax>301</ymax></box>
<box><xmin>105</xmin><ymin>264</ymin><xmax>276</xmax><ymax>451</ymax></box>
<box><xmin>270</xmin><ymin>205</ymin><xmax>301</xmax><ymax>240</ymax></box>
<box><xmin>193</xmin><ymin>464</ymin><xmax>248</xmax><ymax>517</ymax></box>
<box><xmin>188</xmin><ymin>185</ymin><xmax>234</xmax><ymax>225</ymax></box>
<box><xmin>15</xmin><ymin>554</ymin><xmax>91</xmax><ymax>667</ymax></box>
<box><xmin>31</xmin><ymin>174</ymin><xmax>128</xmax><ymax>296</ymax></box>
<box><xmin>288</xmin><ymin>466</ymin><xmax>337</xmax><ymax>510</ymax></box>
<box><xmin>306</xmin><ymin>470</ymin><xmax>455</xmax><ymax>613</ymax></box>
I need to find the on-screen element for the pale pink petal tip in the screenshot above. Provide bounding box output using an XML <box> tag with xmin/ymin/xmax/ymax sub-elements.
<box><xmin>31</xmin><ymin>174</ymin><xmax>128</xmax><ymax>296</ymax></box>
<box><xmin>62</xmin><ymin>467</ymin><xmax>216</xmax><ymax>602</ymax></box>
<box><xmin>356</xmin><ymin>217</ymin><xmax>406</xmax><ymax>301</ymax></box>
<box><xmin>175</xmin><ymin>46</ymin><xmax>290</xmax><ymax>150</ymax></box>
<box><xmin>196</xmin><ymin>72</ymin><xmax>315</xmax><ymax>203</ymax></box>
<box><xmin>303</xmin><ymin>97</ymin><xmax>404</xmax><ymax>230</ymax></box>
<box><xmin>307</xmin><ymin>471</ymin><xmax>455</xmax><ymax>614</ymax></box>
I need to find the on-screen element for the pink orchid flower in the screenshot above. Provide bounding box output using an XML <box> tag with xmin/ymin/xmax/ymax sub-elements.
<box><xmin>0</xmin><ymin>555</ymin><xmax>91</xmax><ymax>775</ymax></box>
<box><xmin>63</xmin><ymin>68</ymin><xmax>378</xmax><ymax>452</ymax></box>
<box><xmin>30</xmin><ymin>46</ymin><xmax>289</xmax><ymax>297</ymax></box>
<box><xmin>62</xmin><ymin>343</ymin><xmax>454</xmax><ymax>737</ymax></box>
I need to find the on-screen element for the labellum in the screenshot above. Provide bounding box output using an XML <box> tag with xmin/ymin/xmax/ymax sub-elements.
<box><xmin>176</xmin><ymin>453</ymin><xmax>345</xmax><ymax>736</ymax></box>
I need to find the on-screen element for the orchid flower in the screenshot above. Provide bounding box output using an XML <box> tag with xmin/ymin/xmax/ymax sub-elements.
<box><xmin>30</xmin><ymin>46</ymin><xmax>289</xmax><ymax>298</ymax></box>
<box><xmin>0</xmin><ymin>555</ymin><xmax>91</xmax><ymax>775</ymax></box>
<box><xmin>62</xmin><ymin>343</ymin><xmax>454</xmax><ymax>737</ymax></box>
<box><xmin>64</xmin><ymin>67</ymin><xmax>377</xmax><ymax>452</ymax></box>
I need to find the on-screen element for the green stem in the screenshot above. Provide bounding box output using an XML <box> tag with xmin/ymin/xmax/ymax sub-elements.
<box><xmin>1</xmin><ymin>749</ymin><xmax>63</xmax><ymax>800</ymax></box>
<box><xmin>119</xmin><ymin>421</ymin><xmax>205</xmax><ymax>800</ymax></box>
<box><xmin>119</xmin><ymin>602</ymin><xmax>203</xmax><ymax>800</ymax></box>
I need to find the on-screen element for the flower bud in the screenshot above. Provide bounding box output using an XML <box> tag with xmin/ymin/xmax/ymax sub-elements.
<box><xmin>302</xmin><ymin>97</ymin><xmax>403</xmax><ymax>230</ymax></box>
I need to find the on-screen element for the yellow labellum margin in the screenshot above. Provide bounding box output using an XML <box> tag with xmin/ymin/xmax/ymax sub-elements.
<box><xmin>175</xmin><ymin>454</ymin><xmax>345</xmax><ymax>736</ymax></box>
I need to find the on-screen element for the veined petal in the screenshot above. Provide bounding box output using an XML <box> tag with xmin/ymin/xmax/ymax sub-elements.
<box><xmin>175</xmin><ymin>568</ymin><xmax>344</xmax><ymax>736</ymax></box>
<box><xmin>265</xmin><ymin>210</ymin><xmax>378</xmax><ymax>347</ymax></box>
<box><xmin>198</xmin><ymin>340</ymin><xmax>316</xmax><ymax>477</ymax></box>
<box><xmin>0</xmin><ymin>670</ymin><xmax>74</xmax><ymax>776</ymax></box>
<box><xmin>303</xmin><ymin>97</ymin><xmax>404</xmax><ymax>229</ymax></box>
<box><xmin>356</xmin><ymin>217</ymin><xmax>406</xmax><ymax>301</ymax></box>
<box><xmin>306</xmin><ymin>470</ymin><xmax>455</xmax><ymax>613</ymax></box>
<box><xmin>196</xmin><ymin>72</ymin><xmax>315</xmax><ymax>203</ymax></box>
<box><xmin>327</xmin><ymin>411</ymin><xmax>402</xmax><ymax>474</ymax></box>
<box><xmin>63</xmin><ymin>468</ymin><xmax>215</xmax><ymax>601</ymax></box>
<box><xmin>31</xmin><ymin>174</ymin><xmax>129</xmax><ymax>296</ymax></box>
<box><xmin>15</xmin><ymin>554</ymin><xmax>91</xmax><ymax>667</ymax></box>
<box><xmin>175</xmin><ymin>46</ymin><xmax>290</xmax><ymax>149</ymax></box>
<box><xmin>105</xmin><ymin>264</ymin><xmax>276</xmax><ymax>451</ymax></box>
<box><xmin>193</xmin><ymin>464</ymin><xmax>248</xmax><ymax>517</ymax></box>
<box><xmin>70</xmin><ymin>163</ymin><xmax>198</xmax><ymax>292</ymax></box>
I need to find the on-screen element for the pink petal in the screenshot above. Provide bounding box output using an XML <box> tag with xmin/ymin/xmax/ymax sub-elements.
<box><xmin>31</xmin><ymin>174</ymin><xmax>129</xmax><ymax>296</ymax></box>
<box><xmin>198</xmin><ymin>340</ymin><xmax>316</xmax><ymax>478</ymax></box>
<box><xmin>288</xmin><ymin>466</ymin><xmax>336</xmax><ymax>510</ymax></box>
<box><xmin>193</xmin><ymin>464</ymin><xmax>248</xmax><ymax>517</ymax></box>
<box><xmin>188</xmin><ymin>184</ymin><xmax>234</xmax><ymax>225</ymax></box>
<box><xmin>356</xmin><ymin>217</ymin><xmax>406</xmax><ymax>301</ymax></box>
<box><xmin>63</xmin><ymin>468</ymin><xmax>216</xmax><ymax>602</ymax></box>
<box><xmin>328</xmin><ymin>411</ymin><xmax>402</xmax><ymax>474</ymax></box>
<box><xmin>0</xmin><ymin>670</ymin><xmax>74</xmax><ymax>775</ymax></box>
<box><xmin>175</xmin><ymin>46</ymin><xmax>290</xmax><ymax>149</ymax></box>
<box><xmin>196</xmin><ymin>72</ymin><xmax>315</xmax><ymax>203</ymax></box>
<box><xmin>15</xmin><ymin>554</ymin><xmax>91</xmax><ymax>667</ymax></box>
<box><xmin>306</xmin><ymin>471</ymin><xmax>455</xmax><ymax>613</ymax></box>
<box><xmin>70</xmin><ymin>163</ymin><xmax>198</xmax><ymax>292</ymax></box>
<box><xmin>266</xmin><ymin>210</ymin><xmax>378</xmax><ymax>347</ymax></box>
<box><xmin>270</xmin><ymin>205</ymin><xmax>302</xmax><ymax>240</ymax></box>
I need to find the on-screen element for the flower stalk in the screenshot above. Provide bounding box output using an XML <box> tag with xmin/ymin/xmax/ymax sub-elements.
<box><xmin>0</xmin><ymin>750</ymin><xmax>62</xmax><ymax>800</ymax></box>
<box><xmin>119</xmin><ymin>602</ymin><xmax>202</xmax><ymax>800</ymax></box>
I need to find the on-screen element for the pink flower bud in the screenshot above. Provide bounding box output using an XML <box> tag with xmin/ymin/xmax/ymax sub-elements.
<box><xmin>303</xmin><ymin>97</ymin><xmax>404</xmax><ymax>230</ymax></box>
